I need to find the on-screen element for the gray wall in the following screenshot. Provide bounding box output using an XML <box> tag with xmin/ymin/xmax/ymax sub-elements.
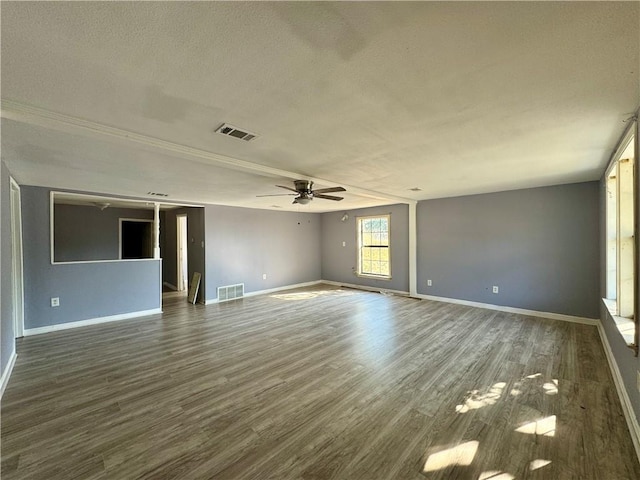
<box><xmin>321</xmin><ymin>204</ymin><xmax>410</xmax><ymax>293</ymax></box>
<box><xmin>54</xmin><ymin>203</ymin><xmax>153</xmax><ymax>262</ymax></box>
<box><xmin>417</xmin><ymin>182</ymin><xmax>600</xmax><ymax>318</ymax></box>
<box><xmin>205</xmin><ymin>205</ymin><xmax>321</xmax><ymax>301</ymax></box>
<box><xmin>1</xmin><ymin>161</ymin><xmax>14</xmax><ymax>381</ymax></box>
<box><xmin>22</xmin><ymin>186</ymin><xmax>161</xmax><ymax>329</ymax></box>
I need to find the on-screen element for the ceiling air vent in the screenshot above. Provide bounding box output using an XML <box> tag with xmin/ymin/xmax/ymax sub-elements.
<box><xmin>147</xmin><ymin>191</ymin><xmax>169</xmax><ymax>197</ymax></box>
<box><xmin>215</xmin><ymin>123</ymin><xmax>258</xmax><ymax>142</ymax></box>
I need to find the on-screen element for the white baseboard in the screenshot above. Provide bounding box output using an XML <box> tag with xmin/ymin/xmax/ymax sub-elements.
<box><xmin>23</xmin><ymin>308</ymin><xmax>163</xmax><ymax>336</ymax></box>
<box><xmin>163</xmin><ymin>282</ymin><xmax>178</xmax><ymax>291</ymax></box>
<box><xmin>321</xmin><ymin>280</ymin><xmax>410</xmax><ymax>297</ymax></box>
<box><xmin>0</xmin><ymin>350</ymin><xmax>17</xmax><ymax>399</ymax></box>
<box><xmin>413</xmin><ymin>293</ymin><xmax>598</xmax><ymax>326</ymax></box>
<box><xmin>205</xmin><ymin>280</ymin><xmax>324</xmax><ymax>305</ymax></box>
<box><xmin>596</xmin><ymin>321</ymin><xmax>640</xmax><ymax>464</ymax></box>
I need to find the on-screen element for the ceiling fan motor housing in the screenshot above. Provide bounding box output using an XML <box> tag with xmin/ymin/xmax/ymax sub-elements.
<box><xmin>294</xmin><ymin>180</ymin><xmax>314</xmax><ymax>194</ymax></box>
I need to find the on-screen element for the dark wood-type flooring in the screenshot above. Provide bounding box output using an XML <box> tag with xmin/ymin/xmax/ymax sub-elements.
<box><xmin>2</xmin><ymin>285</ymin><xmax>639</xmax><ymax>479</ymax></box>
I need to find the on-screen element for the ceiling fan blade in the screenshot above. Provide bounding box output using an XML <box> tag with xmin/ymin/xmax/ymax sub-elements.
<box><xmin>256</xmin><ymin>193</ymin><xmax>297</xmax><ymax>197</ymax></box>
<box><xmin>313</xmin><ymin>186</ymin><xmax>346</xmax><ymax>194</ymax></box>
<box><xmin>314</xmin><ymin>194</ymin><xmax>344</xmax><ymax>201</ymax></box>
<box><xmin>276</xmin><ymin>184</ymin><xmax>299</xmax><ymax>193</ymax></box>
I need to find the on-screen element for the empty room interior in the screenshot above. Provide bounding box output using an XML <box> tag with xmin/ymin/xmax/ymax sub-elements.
<box><xmin>1</xmin><ymin>2</ymin><xmax>640</xmax><ymax>479</ymax></box>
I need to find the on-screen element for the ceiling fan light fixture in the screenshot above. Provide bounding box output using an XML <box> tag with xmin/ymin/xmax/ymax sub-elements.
<box><xmin>294</xmin><ymin>196</ymin><xmax>312</xmax><ymax>205</ymax></box>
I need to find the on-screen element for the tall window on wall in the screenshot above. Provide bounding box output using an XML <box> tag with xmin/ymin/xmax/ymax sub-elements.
<box><xmin>605</xmin><ymin>125</ymin><xmax>636</xmax><ymax>347</ymax></box>
<box><xmin>357</xmin><ymin>215</ymin><xmax>391</xmax><ymax>279</ymax></box>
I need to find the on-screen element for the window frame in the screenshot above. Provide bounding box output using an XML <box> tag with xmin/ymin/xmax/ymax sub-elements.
<box><xmin>604</xmin><ymin>122</ymin><xmax>637</xmax><ymax>353</ymax></box>
<box><xmin>356</xmin><ymin>214</ymin><xmax>392</xmax><ymax>280</ymax></box>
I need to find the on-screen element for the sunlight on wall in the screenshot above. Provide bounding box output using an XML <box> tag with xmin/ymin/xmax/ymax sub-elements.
<box><xmin>423</xmin><ymin>441</ymin><xmax>479</xmax><ymax>473</ymax></box>
<box><xmin>515</xmin><ymin>415</ymin><xmax>556</xmax><ymax>437</ymax></box>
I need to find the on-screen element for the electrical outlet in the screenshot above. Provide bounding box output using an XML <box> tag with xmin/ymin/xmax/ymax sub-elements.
<box><xmin>492</xmin><ymin>286</ymin><xmax>499</xmax><ymax>294</ymax></box>
<box><xmin>342</xmin><ymin>241</ymin><xmax>346</xmax><ymax>247</ymax></box>
<box><xmin>262</xmin><ymin>273</ymin><xmax>267</xmax><ymax>280</ymax></box>
<box><xmin>427</xmin><ymin>279</ymin><xmax>432</xmax><ymax>286</ymax></box>
<box><xmin>51</xmin><ymin>297</ymin><xmax>60</xmax><ymax>307</ymax></box>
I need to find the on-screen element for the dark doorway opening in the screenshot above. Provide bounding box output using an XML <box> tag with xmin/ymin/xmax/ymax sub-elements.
<box><xmin>120</xmin><ymin>220</ymin><xmax>153</xmax><ymax>259</ymax></box>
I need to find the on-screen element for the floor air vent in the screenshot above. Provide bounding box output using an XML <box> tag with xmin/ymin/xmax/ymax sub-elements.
<box><xmin>218</xmin><ymin>283</ymin><xmax>244</xmax><ymax>302</ymax></box>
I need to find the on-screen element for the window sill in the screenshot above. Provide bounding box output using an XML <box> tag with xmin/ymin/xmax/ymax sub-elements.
<box><xmin>603</xmin><ymin>298</ymin><xmax>635</xmax><ymax>346</ymax></box>
<box><xmin>356</xmin><ymin>273</ymin><xmax>392</xmax><ymax>281</ymax></box>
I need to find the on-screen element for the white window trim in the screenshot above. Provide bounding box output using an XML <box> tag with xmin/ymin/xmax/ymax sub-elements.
<box><xmin>603</xmin><ymin>121</ymin><xmax>636</xmax><ymax>349</ymax></box>
<box><xmin>356</xmin><ymin>214</ymin><xmax>392</xmax><ymax>280</ymax></box>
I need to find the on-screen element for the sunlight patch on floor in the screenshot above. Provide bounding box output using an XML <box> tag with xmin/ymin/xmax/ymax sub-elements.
<box><xmin>543</xmin><ymin>379</ymin><xmax>558</xmax><ymax>395</ymax></box>
<box><xmin>270</xmin><ymin>289</ymin><xmax>345</xmax><ymax>301</ymax></box>
<box><xmin>530</xmin><ymin>459</ymin><xmax>552</xmax><ymax>470</ymax></box>
<box><xmin>515</xmin><ymin>415</ymin><xmax>556</xmax><ymax>437</ymax></box>
<box><xmin>510</xmin><ymin>373</ymin><xmax>559</xmax><ymax>397</ymax></box>
<box><xmin>456</xmin><ymin>382</ymin><xmax>506</xmax><ymax>413</ymax></box>
<box><xmin>478</xmin><ymin>471</ymin><xmax>515</xmax><ymax>480</ymax></box>
<box><xmin>423</xmin><ymin>441</ymin><xmax>479</xmax><ymax>473</ymax></box>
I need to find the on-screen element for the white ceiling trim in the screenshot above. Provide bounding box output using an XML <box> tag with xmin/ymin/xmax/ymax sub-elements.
<box><xmin>1</xmin><ymin>99</ymin><xmax>415</xmax><ymax>206</ymax></box>
<box><xmin>52</xmin><ymin>191</ymin><xmax>204</xmax><ymax>210</ymax></box>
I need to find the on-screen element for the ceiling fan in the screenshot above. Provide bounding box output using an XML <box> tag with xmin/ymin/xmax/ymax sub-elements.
<box><xmin>257</xmin><ymin>180</ymin><xmax>346</xmax><ymax>205</ymax></box>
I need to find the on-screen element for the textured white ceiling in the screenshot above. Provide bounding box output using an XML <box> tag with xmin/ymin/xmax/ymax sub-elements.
<box><xmin>1</xmin><ymin>2</ymin><xmax>638</xmax><ymax>212</ymax></box>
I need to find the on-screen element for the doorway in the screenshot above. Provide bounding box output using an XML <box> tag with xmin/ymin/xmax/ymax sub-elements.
<box><xmin>176</xmin><ymin>215</ymin><xmax>188</xmax><ymax>292</ymax></box>
<box><xmin>10</xmin><ymin>178</ymin><xmax>24</xmax><ymax>338</ymax></box>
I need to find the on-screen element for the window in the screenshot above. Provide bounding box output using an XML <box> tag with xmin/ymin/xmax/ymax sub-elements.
<box><xmin>605</xmin><ymin>127</ymin><xmax>635</xmax><ymax>347</ymax></box>
<box><xmin>357</xmin><ymin>215</ymin><xmax>391</xmax><ymax>279</ymax></box>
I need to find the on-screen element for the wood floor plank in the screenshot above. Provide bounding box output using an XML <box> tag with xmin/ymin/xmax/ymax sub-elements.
<box><xmin>2</xmin><ymin>285</ymin><xmax>639</xmax><ymax>479</ymax></box>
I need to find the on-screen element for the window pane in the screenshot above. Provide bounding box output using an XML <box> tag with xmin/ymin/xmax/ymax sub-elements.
<box><xmin>379</xmin><ymin>262</ymin><xmax>389</xmax><ymax>276</ymax></box>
